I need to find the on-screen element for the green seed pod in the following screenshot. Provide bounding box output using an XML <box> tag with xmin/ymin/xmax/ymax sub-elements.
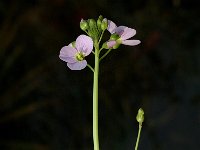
<box><xmin>136</xmin><ymin>108</ymin><xmax>144</xmax><ymax>124</ymax></box>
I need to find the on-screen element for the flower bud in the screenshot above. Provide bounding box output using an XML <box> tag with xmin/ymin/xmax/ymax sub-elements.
<box><xmin>113</xmin><ymin>43</ymin><xmax>120</xmax><ymax>49</ymax></box>
<box><xmin>88</xmin><ymin>19</ymin><xmax>99</xmax><ymax>41</ymax></box>
<box><xmin>97</xmin><ymin>15</ymin><xmax>103</xmax><ymax>29</ymax></box>
<box><xmin>80</xmin><ymin>19</ymin><xmax>88</xmax><ymax>31</ymax></box>
<box><xmin>98</xmin><ymin>15</ymin><xmax>103</xmax><ymax>21</ymax></box>
<box><xmin>101</xmin><ymin>18</ymin><xmax>108</xmax><ymax>31</ymax></box>
<box><xmin>102</xmin><ymin>42</ymin><xmax>109</xmax><ymax>49</ymax></box>
<box><xmin>136</xmin><ymin>108</ymin><xmax>144</xmax><ymax>124</ymax></box>
<box><xmin>88</xmin><ymin>19</ymin><xmax>96</xmax><ymax>28</ymax></box>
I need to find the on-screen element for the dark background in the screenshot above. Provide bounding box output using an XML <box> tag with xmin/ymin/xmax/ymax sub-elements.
<box><xmin>0</xmin><ymin>0</ymin><xmax>199</xmax><ymax>149</ymax></box>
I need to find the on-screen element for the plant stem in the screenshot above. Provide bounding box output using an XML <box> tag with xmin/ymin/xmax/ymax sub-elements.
<box><xmin>93</xmin><ymin>43</ymin><xmax>100</xmax><ymax>150</ymax></box>
<box><xmin>99</xmin><ymin>48</ymin><xmax>112</xmax><ymax>62</ymax></box>
<box><xmin>87</xmin><ymin>64</ymin><xmax>94</xmax><ymax>72</ymax></box>
<box><xmin>98</xmin><ymin>30</ymin><xmax>105</xmax><ymax>45</ymax></box>
<box><xmin>135</xmin><ymin>124</ymin><xmax>142</xmax><ymax>150</ymax></box>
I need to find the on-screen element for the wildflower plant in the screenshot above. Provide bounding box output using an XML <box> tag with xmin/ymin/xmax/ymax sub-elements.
<box><xmin>59</xmin><ymin>15</ymin><xmax>144</xmax><ymax>150</ymax></box>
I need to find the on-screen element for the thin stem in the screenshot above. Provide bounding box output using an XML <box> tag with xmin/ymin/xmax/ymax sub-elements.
<box><xmin>99</xmin><ymin>47</ymin><xmax>104</xmax><ymax>54</ymax></box>
<box><xmin>84</xmin><ymin>30</ymin><xmax>89</xmax><ymax>35</ymax></box>
<box><xmin>135</xmin><ymin>124</ymin><xmax>142</xmax><ymax>150</ymax></box>
<box><xmin>93</xmin><ymin>43</ymin><xmax>100</xmax><ymax>150</ymax></box>
<box><xmin>99</xmin><ymin>48</ymin><xmax>112</xmax><ymax>62</ymax></box>
<box><xmin>87</xmin><ymin>64</ymin><xmax>94</xmax><ymax>72</ymax></box>
<box><xmin>98</xmin><ymin>30</ymin><xmax>105</xmax><ymax>45</ymax></box>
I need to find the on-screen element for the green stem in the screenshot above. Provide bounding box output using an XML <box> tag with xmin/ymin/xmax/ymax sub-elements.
<box><xmin>99</xmin><ymin>47</ymin><xmax>104</xmax><ymax>54</ymax></box>
<box><xmin>135</xmin><ymin>124</ymin><xmax>142</xmax><ymax>150</ymax></box>
<box><xmin>99</xmin><ymin>48</ymin><xmax>112</xmax><ymax>62</ymax></box>
<box><xmin>98</xmin><ymin>30</ymin><xmax>105</xmax><ymax>45</ymax></box>
<box><xmin>87</xmin><ymin>64</ymin><xmax>94</xmax><ymax>72</ymax></box>
<box><xmin>93</xmin><ymin>43</ymin><xmax>100</xmax><ymax>150</ymax></box>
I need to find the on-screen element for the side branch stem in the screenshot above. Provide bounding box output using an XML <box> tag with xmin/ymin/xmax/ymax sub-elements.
<box><xmin>99</xmin><ymin>48</ymin><xmax>112</xmax><ymax>62</ymax></box>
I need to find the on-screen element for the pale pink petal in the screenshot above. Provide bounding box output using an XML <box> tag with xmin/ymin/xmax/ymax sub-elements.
<box><xmin>113</xmin><ymin>26</ymin><xmax>127</xmax><ymax>36</ymax></box>
<box><xmin>59</xmin><ymin>46</ymin><xmax>77</xmax><ymax>63</ymax></box>
<box><xmin>122</xmin><ymin>40</ymin><xmax>141</xmax><ymax>46</ymax></box>
<box><xmin>67</xmin><ymin>60</ymin><xmax>87</xmax><ymax>70</ymax></box>
<box><xmin>107</xmin><ymin>40</ymin><xmax>117</xmax><ymax>48</ymax></box>
<box><xmin>69</xmin><ymin>43</ymin><xmax>73</xmax><ymax>47</ymax></box>
<box><xmin>75</xmin><ymin>35</ymin><xmax>93</xmax><ymax>56</ymax></box>
<box><xmin>60</xmin><ymin>56</ymin><xmax>77</xmax><ymax>63</ymax></box>
<box><xmin>115</xmin><ymin>26</ymin><xmax>136</xmax><ymax>40</ymax></box>
<box><xmin>121</xmin><ymin>27</ymin><xmax>136</xmax><ymax>40</ymax></box>
<box><xmin>107</xmin><ymin>20</ymin><xmax>117</xmax><ymax>34</ymax></box>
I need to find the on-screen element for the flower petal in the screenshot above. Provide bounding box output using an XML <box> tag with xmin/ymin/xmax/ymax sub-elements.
<box><xmin>107</xmin><ymin>40</ymin><xmax>117</xmax><ymax>48</ymax></box>
<box><xmin>75</xmin><ymin>35</ymin><xmax>93</xmax><ymax>56</ymax></box>
<box><xmin>67</xmin><ymin>60</ymin><xmax>87</xmax><ymax>70</ymax></box>
<box><xmin>107</xmin><ymin>20</ymin><xmax>117</xmax><ymax>34</ymax></box>
<box><xmin>122</xmin><ymin>40</ymin><xmax>141</xmax><ymax>46</ymax></box>
<box><xmin>113</xmin><ymin>26</ymin><xmax>126</xmax><ymax>36</ymax></box>
<box><xmin>115</xmin><ymin>26</ymin><xmax>136</xmax><ymax>40</ymax></box>
<box><xmin>59</xmin><ymin>46</ymin><xmax>77</xmax><ymax>63</ymax></box>
<box><xmin>60</xmin><ymin>56</ymin><xmax>77</xmax><ymax>63</ymax></box>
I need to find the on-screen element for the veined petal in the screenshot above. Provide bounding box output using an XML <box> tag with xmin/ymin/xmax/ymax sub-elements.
<box><xmin>107</xmin><ymin>40</ymin><xmax>117</xmax><ymax>48</ymax></box>
<box><xmin>107</xmin><ymin>20</ymin><xmax>117</xmax><ymax>34</ymax></box>
<box><xmin>59</xmin><ymin>46</ymin><xmax>77</xmax><ymax>62</ymax></box>
<box><xmin>67</xmin><ymin>60</ymin><xmax>87</xmax><ymax>70</ymax></box>
<box><xmin>121</xmin><ymin>27</ymin><xmax>136</xmax><ymax>40</ymax></box>
<box><xmin>115</xmin><ymin>26</ymin><xmax>136</xmax><ymax>40</ymax></box>
<box><xmin>122</xmin><ymin>40</ymin><xmax>141</xmax><ymax>46</ymax></box>
<box><xmin>75</xmin><ymin>35</ymin><xmax>93</xmax><ymax>56</ymax></box>
<box><xmin>113</xmin><ymin>26</ymin><xmax>127</xmax><ymax>36</ymax></box>
<box><xmin>59</xmin><ymin>56</ymin><xmax>77</xmax><ymax>63</ymax></box>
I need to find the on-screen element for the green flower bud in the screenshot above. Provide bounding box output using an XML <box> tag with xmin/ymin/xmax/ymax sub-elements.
<box><xmin>102</xmin><ymin>42</ymin><xmax>109</xmax><ymax>49</ymax></box>
<box><xmin>88</xmin><ymin>19</ymin><xmax>99</xmax><ymax>41</ymax></box>
<box><xmin>80</xmin><ymin>19</ymin><xmax>88</xmax><ymax>31</ymax></box>
<box><xmin>113</xmin><ymin>43</ymin><xmax>120</xmax><ymax>49</ymax></box>
<box><xmin>88</xmin><ymin>19</ymin><xmax>96</xmax><ymax>28</ymax></box>
<box><xmin>136</xmin><ymin>108</ymin><xmax>144</xmax><ymax>124</ymax></box>
<box><xmin>110</xmin><ymin>33</ymin><xmax>120</xmax><ymax>40</ymax></box>
<box><xmin>97</xmin><ymin>15</ymin><xmax>103</xmax><ymax>29</ymax></box>
<box><xmin>98</xmin><ymin>15</ymin><xmax>103</xmax><ymax>21</ymax></box>
<box><xmin>101</xmin><ymin>18</ymin><xmax>108</xmax><ymax>31</ymax></box>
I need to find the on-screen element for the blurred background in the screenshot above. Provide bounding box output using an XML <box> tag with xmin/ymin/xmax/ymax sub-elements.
<box><xmin>0</xmin><ymin>0</ymin><xmax>199</xmax><ymax>149</ymax></box>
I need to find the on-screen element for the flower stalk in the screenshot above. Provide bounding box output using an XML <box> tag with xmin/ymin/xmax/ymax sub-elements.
<box><xmin>93</xmin><ymin>42</ymin><xmax>100</xmax><ymax>150</ymax></box>
<box><xmin>135</xmin><ymin>108</ymin><xmax>144</xmax><ymax>150</ymax></box>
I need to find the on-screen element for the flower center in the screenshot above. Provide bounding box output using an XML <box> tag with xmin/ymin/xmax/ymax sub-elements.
<box><xmin>75</xmin><ymin>52</ymin><xmax>85</xmax><ymax>61</ymax></box>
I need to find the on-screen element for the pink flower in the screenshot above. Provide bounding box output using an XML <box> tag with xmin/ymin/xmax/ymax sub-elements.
<box><xmin>59</xmin><ymin>35</ymin><xmax>93</xmax><ymax>70</ymax></box>
<box><xmin>107</xmin><ymin>20</ymin><xmax>141</xmax><ymax>48</ymax></box>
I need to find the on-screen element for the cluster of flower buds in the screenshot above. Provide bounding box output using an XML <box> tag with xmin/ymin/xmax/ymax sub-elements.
<box><xmin>80</xmin><ymin>15</ymin><xmax>108</xmax><ymax>43</ymax></box>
